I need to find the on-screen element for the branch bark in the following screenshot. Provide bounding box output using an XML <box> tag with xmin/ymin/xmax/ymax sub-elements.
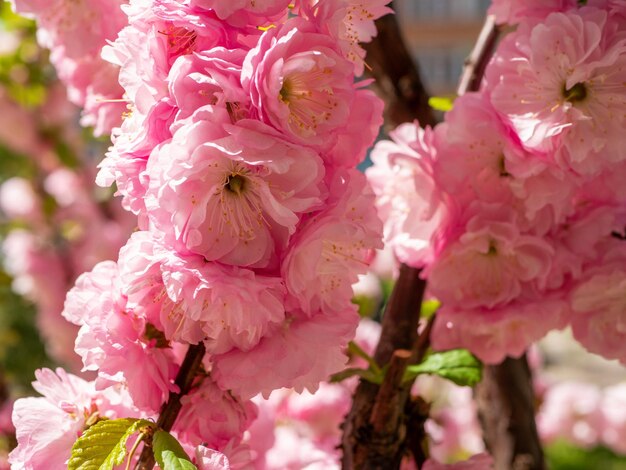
<box><xmin>474</xmin><ymin>356</ymin><xmax>545</xmax><ymax>470</ymax></box>
<box><xmin>341</xmin><ymin>3</ymin><xmax>436</xmax><ymax>466</ymax></box>
<box><xmin>341</xmin><ymin>265</ymin><xmax>427</xmax><ymax>469</ymax></box>
<box><xmin>363</xmin><ymin>5</ymin><xmax>437</xmax><ymax>128</ymax></box>
<box><xmin>456</xmin><ymin>15</ymin><xmax>500</xmax><ymax>95</ymax></box>
<box><xmin>135</xmin><ymin>342</ymin><xmax>206</xmax><ymax>470</ymax></box>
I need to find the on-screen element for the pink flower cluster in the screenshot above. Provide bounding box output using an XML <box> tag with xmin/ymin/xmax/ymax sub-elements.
<box><xmin>538</xmin><ymin>380</ymin><xmax>626</xmax><ymax>455</ymax></box>
<box><xmin>368</xmin><ymin>2</ymin><xmax>626</xmax><ymax>364</ymax></box>
<box><xmin>0</xmin><ymin>90</ymin><xmax>134</xmax><ymax>367</ymax></box>
<box><xmin>10</xmin><ymin>0</ymin><xmax>388</xmax><ymax>467</ymax></box>
<box><xmin>9</xmin><ymin>0</ymin><xmax>128</xmax><ymax>135</ymax></box>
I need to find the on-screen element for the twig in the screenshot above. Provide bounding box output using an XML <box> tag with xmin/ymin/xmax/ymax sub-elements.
<box><xmin>341</xmin><ymin>265</ymin><xmax>427</xmax><ymax>469</ymax></box>
<box><xmin>363</xmin><ymin>7</ymin><xmax>437</xmax><ymax>127</ymax></box>
<box><xmin>134</xmin><ymin>342</ymin><xmax>206</xmax><ymax>470</ymax></box>
<box><xmin>457</xmin><ymin>15</ymin><xmax>499</xmax><ymax>95</ymax></box>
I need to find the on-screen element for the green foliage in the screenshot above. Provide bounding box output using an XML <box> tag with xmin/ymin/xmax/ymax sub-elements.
<box><xmin>546</xmin><ymin>441</ymin><xmax>626</xmax><ymax>470</ymax></box>
<box><xmin>428</xmin><ymin>95</ymin><xmax>455</xmax><ymax>112</ymax></box>
<box><xmin>420</xmin><ymin>299</ymin><xmax>440</xmax><ymax>320</ymax></box>
<box><xmin>330</xmin><ymin>366</ymin><xmax>384</xmax><ymax>385</ymax></box>
<box><xmin>0</xmin><ymin>269</ymin><xmax>51</xmax><ymax>390</ymax></box>
<box><xmin>68</xmin><ymin>418</ymin><xmax>154</xmax><ymax>470</ymax></box>
<box><xmin>330</xmin><ymin>341</ymin><xmax>385</xmax><ymax>385</ymax></box>
<box><xmin>153</xmin><ymin>430</ymin><xmax>198</xmax><ymax>470</ymax></box>
<box><xmin>0</xmin><ymin>1</ymin><xmax>52</xmax><ymax>108</ymax></box>
<box><xmin>403</xmin><ymin>349</ymin><xmax>482</xmax><ymax>387</ymax></box>
<box><xmin>352</xmin><ymin>293</ymin><xmax>380</xmax><ymax>318</ymax></box>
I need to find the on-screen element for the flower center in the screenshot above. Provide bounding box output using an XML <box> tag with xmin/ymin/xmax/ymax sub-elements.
<box><xmin>225</xmin><ymin>174</ymin><xmax>247</xmax><ymax>195</ymax></box>
<box><xmin>160</xmin><ymin>25</ymin><xmax>198</xmax><ymax>62</ymax></box>
<box><xmin>562</xmin><ymin>82</ymin><xmax>587</xmax><ymax>103</ymax></box>
<box><xmin>278</xmin><ymin>67</ymin><xmax>338</xmax><ymax>136</ymax></box>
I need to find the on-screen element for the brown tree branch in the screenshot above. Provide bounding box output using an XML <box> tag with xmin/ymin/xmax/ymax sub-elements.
<box><xmin>341</xmin><ymin>2</ymin><xmax>436</xmax><ymax>466</ymax></box>
<box><xmin>341</xmin><ymin>265</ymin><xmax>427</xmax><ymax>469</ymax></box>
<box><xmin>363</xmin><ymin>6</ymin><xmax>437</xmax><ymax>128</ymax></box>
<box><xmin>474</xmin><ymin>356</ymin><xmax>545</xmax><ymax>470</ymax></box>
<box><xmin>135</xmin><ymin>342</ymin><xmax>206</xmax><ymax>470</ymax></box>
<box><xmin>456</xmin><ymin>15</ymin><xmax>500</xmax><ymax>95</ymax></box>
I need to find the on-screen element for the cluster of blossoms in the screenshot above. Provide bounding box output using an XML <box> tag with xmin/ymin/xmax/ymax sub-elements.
<box><xmin>537</xmin><ymin>380</ymin><xmax>626</xmax><ymax>454</ymax></box>
<box><xmin>368</xmin><ymin>1</ymin><xmax>626</xmax><ymax>364</ymax></box>
<box><xmin>8</xmin><ymin>0</ymin><xmax>128</xmax><ymax>135</ymax></box>
<box><xmin>0</xmin><ymin>84</ymin><xmax>134</xmax><ymax>367</ymax></box>
<box><xmin>8</xmin><ymin>0</ymin><xmax>391</xmax><ymax>467</ymax></box>
<box><xmin>241</xmin><ymin>318</ymin><xmax>487</xmax><ymax>469</ymax></box>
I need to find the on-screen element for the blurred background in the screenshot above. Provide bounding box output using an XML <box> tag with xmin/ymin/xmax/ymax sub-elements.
<box><xmin>1</xmin><ymin>1</ymin><xmax>626</xmax><ymax>469</ymax></box>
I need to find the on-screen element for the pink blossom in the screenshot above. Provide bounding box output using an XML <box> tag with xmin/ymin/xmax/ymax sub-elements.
<box><xmin>0</xmin><ymin>177</ymin><xmax>41</xmax><ymax>222</ymax></box>
<box><xmin>281</xmin><ymin>382</ymin><xmax>351</xmax><ymax>440</ymax></box>
<box><xmin>10</xmin><ymin>0</ymin><xmax>126</xmax><ymax>59</ymax></box>
<box><xmin>157</xmin><ymin>244</ymin><xmax>286</xmax><ymax>352</ymax></box>
<box><xmin>103</xmin><ymin>0</ymin><xmax>232</xmax><ymax>107</ymax></box>
<box><xmin>96</xmin><ymin>100</ymin><xmax>176</xmax><ymax>218</ymax></box>
<box><xmin>600</xmin><ymin>383</ymin><xmax>626</xmax><ymax>454</ymax></box>
<box><xmin>168</xmin><ymin>48</ymin><xmax>248</xmax><ymax>125</ymax></box>
<box><xmin>213</xmin><ymin>309</ymin><xmax>359</xmax><ymax>399</ymax></box>
<box><xmin>54</xmin><ymin>55</ymin><xmax>127</xmax><ymax>136</ymax></box>
<box><xmin>537</xmin><ymin>381</ymin><xmax>603</xmax><ymax>448</ymax></box>
<box><xmin>10</xmin><ymin>0</ymin><xmax>128</xmax><ymax>135</ymax></box>
<box><xmin>367</xmin><ymin>122</ymin><xmax>452</xmax><ymax>268</ymax></box>
<box><xmin>195</xmin><ymin>446</ymin><xmax>231</xmax><ymax>470</ymax></box>
<box><xmin>488</xmin><ymin>0</ymin><xmax>577</xmax><ymax>25</ymax></box>
<box><xmin>299</xmin><ymin>0</ymin><xmax>393</xmax><ymax>75</ymax></box>
<box><xmin>190</xmin><ymin>0</ymin><xmax>290</xmax><ymax>27</ymax></box>
<box><xmin>282</xmin><ymin>170</ymin><xmax>382</xmax><ymax>315</ymax></box>
<box><xmin>487</xmin><ymin>8</ymin><xmax>626</xmax><ymax>175</ymax></box>
<box><xmin>570</xmin><ymin>249</ymin><xmax>626</xmax><ymax>362</ymax></box>
<box><xmin>433</xmin><ymin>92</ymin><xmax>575</xmax><ymax>225</ymax></box>
<box><xmin>428</xmin><ymin>204</ymin><xmax>554</xmax><ymax>310</ymax></box>
<box><xmin>174</xmin><ymin>379</ymin><xmax>257</xmax><ymax>450</ymax></box>
<box><xmin>263</xmin><ymin>426</ymin><xmax>340</xmax><ymax>470</ymax></box>
<box><xmin>146</xmin><ymin>118</ymin><xmax>325</xmax><ymax>268</ymax></box>
<box><xmin>422</xmin><ymin>453</ymin><xmax>494</xmax><ymax>470</ymax></box>
<box><xmin>9</xmin><ymin>368</ymin><xmax>135</xmax><ymax>470</ymax></box>
<box><xmin>242</xmin><ymin>19</ymin><xmax>382</xmax><ymax>164</ymax></box>
<box><xmin>432</xmin><ymin>297</ymin><xmax>568</xmax><ymax>364</ymax></box>
<box><xmin>63</xmin><ymin>259</ymin><xmax>178</xmax><ymax>412</ymax></box>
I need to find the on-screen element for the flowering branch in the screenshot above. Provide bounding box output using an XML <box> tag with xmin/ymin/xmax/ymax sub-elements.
<box><xmin>456</xmin><ymin>15</ymin><xmax>500</xmax><ymax>95</ymax></box>
<box><xmin>134</xmin><ymin>342</ymin><xmax>206</xmax><ymax>470</ymax></box>
<box><xmin>363</xmin><ymin>8</ymin><xmax>437</xmax><ymax>128</ymax></box>
<box><xmin>455</xmin><ymin>15</ymin><xmax>546</xmax><ymax>470</ymax></box>
<box><xmin>342</xmin><ymin>264</ymin><xmax>428</xmax><ymax>468</ymax></box>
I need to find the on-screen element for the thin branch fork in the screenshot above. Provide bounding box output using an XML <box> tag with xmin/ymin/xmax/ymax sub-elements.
<box><xmin>135</xmin><ymin>341</ymin><xmax>207</xmax><ymax>470</ymax></box>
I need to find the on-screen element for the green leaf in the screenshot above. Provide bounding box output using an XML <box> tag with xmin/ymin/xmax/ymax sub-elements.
<box><xmin>403</xmin><ymin>349</ymin><xmax>482</xmax><ymax>387</ymax></box>
<box><xmin>330</xmin><ymin>367</ymin><xmax>384</xmax><ymax>385</ymax></box>
<box><xmin>153</xmin><ymin>430</ymin><xmax>198</xmax><ymax>470</ymax></box>
<box><xmin>347</xmin><ymin>341</ymin><xmax>381</xmax><ymax>374</ymax></box>
<box><xmin>68</xmin><ymin>418</ymin><xmax>154</xmax><ymax>470</ymax></box>
<box><xmin>428</xmin><ymin>95</ymin><xmax>455</xmax><ymax>112</ymax></box>
<box><xmin>420</xmin><ymin>300</ymin><xmax>440</xmax><ymax>320</ymax></box>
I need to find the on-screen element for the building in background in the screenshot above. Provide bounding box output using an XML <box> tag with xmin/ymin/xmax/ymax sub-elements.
<box><xmin>395</xmin><ymin>0</ymin><xmax>490</xmax><ymax>94</ymax></box>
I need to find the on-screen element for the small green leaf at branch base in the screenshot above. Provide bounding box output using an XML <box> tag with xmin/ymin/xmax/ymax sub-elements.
<box><xmin>153</xmin><ymin>429</ymin><xmax>198</xmax><ymax>470</ymax></box>
<box><xmin>330</xmin><ymin>367</ymin><xmax>384</xmax><ymax>385</ymax></box>
<box><xmin>428</xmin><ymin>95</ymin><xmax>456</xmax><ymax>112</ymax></box>
<box><xmin>403</xmin><ymin>349</ymin><xmax>483</xmax><ymax>387</ymax></box>
<box><xmin>68</xmin><ymin>418</ymin><xmax>154</xmax><ymax>470</ymax></box>
<box><xmin>420</xmin><ymin>299</ymin><xmax>440</xmax><ymax>320</ymax></box>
